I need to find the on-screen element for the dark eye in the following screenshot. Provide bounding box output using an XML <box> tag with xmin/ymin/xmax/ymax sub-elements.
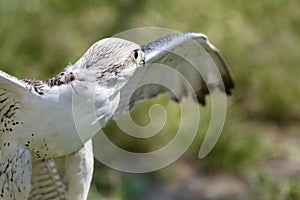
<box><xmin>133</xmin><ymin>49</ymin><xmax>139</xmax><ymax>60</ymax></box>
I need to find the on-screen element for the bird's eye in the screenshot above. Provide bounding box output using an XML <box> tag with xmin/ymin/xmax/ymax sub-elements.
<box><xmin>133</xmin><ymin>49</ymin><xmax>139</xmax><ymax>60</ymax></box>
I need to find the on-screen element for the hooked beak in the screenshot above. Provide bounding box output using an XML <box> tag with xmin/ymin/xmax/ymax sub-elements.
<box><xmin>141</xmin><ymin>59</ymin><xmax>145</xmax><ymax>66</ymax></box>
<box><xmin>140</xmin><ymin>54</ymin><xmax>146</xmax><ymax>67</ymax></box>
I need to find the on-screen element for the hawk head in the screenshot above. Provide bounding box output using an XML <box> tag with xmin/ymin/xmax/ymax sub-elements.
<box><xmin>72</xmin><ymin>37</ymin><xmax>145</xmax><ymax>88</ymax></box>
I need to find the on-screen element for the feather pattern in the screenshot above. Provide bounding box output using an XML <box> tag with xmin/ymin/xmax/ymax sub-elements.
<box><xmin>29</xmin><ymin>159</ymin><xmax>66</xmax><ymax>200</ymax></box>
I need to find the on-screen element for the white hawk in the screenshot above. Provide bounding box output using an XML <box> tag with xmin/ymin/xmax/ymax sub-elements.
<box><xmin>0</xmin><ymin>32</ymin><xmax>234</xmax><ymax>199</ymax></box>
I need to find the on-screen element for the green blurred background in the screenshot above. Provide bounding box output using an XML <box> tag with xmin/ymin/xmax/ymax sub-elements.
<box><xmin>1</xmin><ymin>0</ymin><xmax>300</xmax><ymax>199</ymax></box>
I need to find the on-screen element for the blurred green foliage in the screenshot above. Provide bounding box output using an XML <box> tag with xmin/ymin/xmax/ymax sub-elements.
<box><xmin>1</xmin><ymin>0</ymin><xmax>299</xmax><ymax>199</ymax></box>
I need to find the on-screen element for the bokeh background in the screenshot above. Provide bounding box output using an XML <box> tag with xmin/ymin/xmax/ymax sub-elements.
<box><xmin>1</xmin><ymin>0</ymin><xmax>300</xmax><ymax>199</ymax></box>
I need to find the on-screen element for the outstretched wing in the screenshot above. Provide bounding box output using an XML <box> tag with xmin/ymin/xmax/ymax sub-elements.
<box><xmin>114</xmin><ymin>32</ymin><xmax>234</xmax><ymax>118</ymax></box>
<box><xmin>0</xmin><ymin>70</ymin><xmax>56</xmax><ymax>199</ymax></box>
<box><xmin>0</xmin><ymin>70</ymin><xmax>47</xmax><ymax>141</ymax></box>
<box><xmin>0</xmin><ymin>70</ymin><xmax>45</xmax><ymax>137</ymax></box>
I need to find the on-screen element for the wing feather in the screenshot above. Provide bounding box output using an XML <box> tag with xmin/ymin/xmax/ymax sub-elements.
<box><xmin>114</xmin><ymin>32</ymin><xmax>234</xmax><ymax>118</ymax></box>
<box><xmin>0</xmin><ymin>70</ymin><xmax>44</xmax><ymax>138</ymax></box>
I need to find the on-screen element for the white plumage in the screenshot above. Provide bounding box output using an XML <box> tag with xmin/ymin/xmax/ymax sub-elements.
<box><xmin>0</xmin><ymin>32</ymin><xmax>233</xmax><ymax>199</ymax></box>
